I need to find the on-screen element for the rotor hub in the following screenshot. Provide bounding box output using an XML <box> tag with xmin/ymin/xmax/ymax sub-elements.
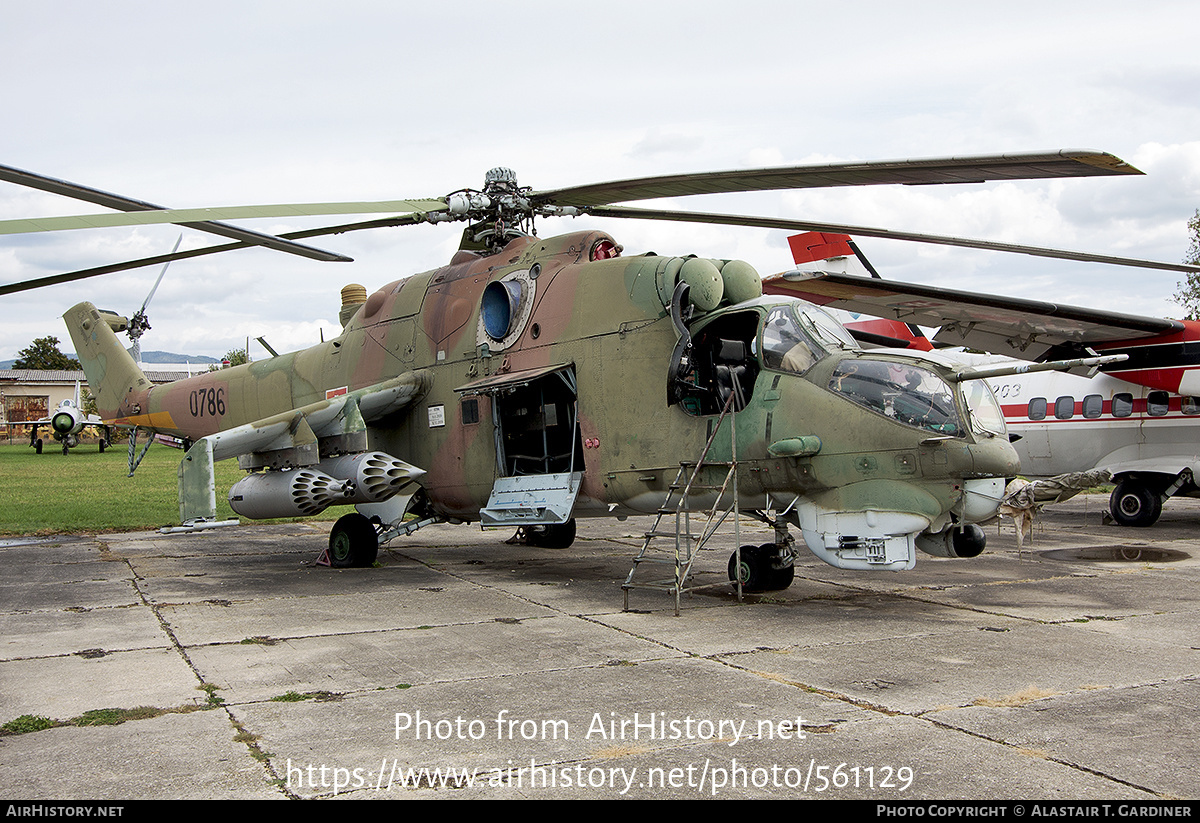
<box><xmin>483</xmin><ymin>167</ymin><xmax>519</xmax><ymax>194</ymax></box>
<box><xmin>432</xmin><ymin>168</ymin><xmax>541</xmax><ymax>253</ymax></box>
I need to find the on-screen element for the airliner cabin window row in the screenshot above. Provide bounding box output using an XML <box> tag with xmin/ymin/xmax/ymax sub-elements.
<box><xmin>1026</xmin><ymin>392</ymin><xmax>1193</xmax><ymax>420</ymax></box>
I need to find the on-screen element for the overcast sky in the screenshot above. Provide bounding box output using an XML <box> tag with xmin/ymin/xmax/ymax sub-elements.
<box><xmin>3</xmin><ymin>0</ymin><xmax>1199</xmax><ymax>361</ymax></box>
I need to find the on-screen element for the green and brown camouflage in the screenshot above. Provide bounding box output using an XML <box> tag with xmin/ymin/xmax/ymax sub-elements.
<box><xmin>64</xmin><ymin>227</ymin><xmax>1019</xmax><ymax>575</ymax></box>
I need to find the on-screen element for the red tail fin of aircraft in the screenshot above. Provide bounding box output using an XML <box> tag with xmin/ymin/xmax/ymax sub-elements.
<box><xmin>787</xmin><ymin>231</ymin><xmax>934</xmax><ymax>351</ymax></box>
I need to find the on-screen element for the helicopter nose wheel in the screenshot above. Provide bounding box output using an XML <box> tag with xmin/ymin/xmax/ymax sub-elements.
<box><xmin>728</xmin><ymin>544</ymin><xmax>795</xmax><ymax>592</ymax></box>
<box><xmin>326</xmin><ymin>513</ymin><xmax>380</xmax><ymax>568</ymax></box>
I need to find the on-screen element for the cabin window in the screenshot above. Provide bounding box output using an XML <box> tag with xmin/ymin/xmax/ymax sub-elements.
<box><xmin>1028</xmin><ymin>397</ymin><xmax>1047</xmax><ymax>421</ymax></box>
<box><xmin>1184</xmin><ymin>397</ymin><xmax>1200</xmax><ymax>415</ymax></box>
<box><xmin>798</xmin><ymin>305</ymin><xmax>859</xmax><ymax>351</ymax></box>
<box><xmin>1082</xmin><ymin>394</ymin><xmax>1103</xmax><ymax>419</ymax></box>
<box><xmin>963</xmin><ymin>379</ymin><xmax>1007</xmax><ymax>437</ymax></box>
<box><xmin>1112</xmin><ymin>393</ymin><xmax>1133</xmax><ymax>418</ymax></box>
<box><xmin>461</xmin><ymin>397</ymin><xmax>479</xmax><ymax>425</ymax></box>
<box><xmin>1053</xmin><ymin>396</ymin><xmax>1075</xmax><ymax>419</ymax></box>
<box><xmin>1147</xmin><ymin>390</ymin><xmax>1169</xmax><ymax>416</ymax></box>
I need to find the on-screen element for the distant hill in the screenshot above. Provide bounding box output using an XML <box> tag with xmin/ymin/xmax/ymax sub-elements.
<box><xmin>137</xmin><ymin>350</ymin><xmax>221</xmax><ymax>365</ymax></box>
<box><xmin>1</xmin><ymin>350</ymin><xmax>220</xmax><ymax>369</ymax></box>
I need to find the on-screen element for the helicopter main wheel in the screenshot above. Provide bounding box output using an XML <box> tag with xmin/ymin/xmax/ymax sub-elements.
<box><xmin>524</xmin><ymin>518</ymin><xmax>577</xmax><ymax>549</ymax></box>
<box><xmin>34</xmin><ymin>438</ymin><xmax>42</xmax><ymax>454</ymax></box>
<box><xmin>328</xmin><ymin>513</ymin><xmax>379</xmax><ymax>568</ymax></box>
<box><xmin>99</xmin><ymin>439</ymin><xmax>107</xmax><ymax>453</ymax></box>
<box><xmin>1109</xmin><ymin>479</ymin><xmax>1162</xmax><ymax>527</ymax></box>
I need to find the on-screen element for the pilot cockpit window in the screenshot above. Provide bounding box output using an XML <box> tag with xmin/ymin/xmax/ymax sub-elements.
<box><xmin>798</xmin><ymin>305</ymin><xmax>859</xmax><ymax>351</ymax></box>
<box><xmin>762</xmin><ymin>306</ymin><xmax>825</xmax><ymax>376</ymax></box>
<box><xmin>829</xmin><ymin>359</ymin><xmax>961</xmax><ymax>436</ymax></box>
<box><xmin>962</xmin><ymin>379</ymin><xmax>1006</xmax><ymax>437</ymax></box>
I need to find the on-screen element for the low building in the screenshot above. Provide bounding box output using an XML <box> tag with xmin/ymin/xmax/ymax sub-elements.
<box><xmin>1</xmin><ymin>368</ymin><xmax>191</xmax><ymax>444</ymax></box>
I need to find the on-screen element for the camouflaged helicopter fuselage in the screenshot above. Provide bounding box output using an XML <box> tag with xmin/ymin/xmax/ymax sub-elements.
<box><xmin>67</xmin><ymin>229</ymin><xmax>1018</xmax><ymax>526</ymax></box>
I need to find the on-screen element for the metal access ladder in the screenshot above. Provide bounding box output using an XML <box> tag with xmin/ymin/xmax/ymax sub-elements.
<box><xmin>622</xmin><ymin>394</ymin><xmax>741</xmax><ymax>615</ymax></box>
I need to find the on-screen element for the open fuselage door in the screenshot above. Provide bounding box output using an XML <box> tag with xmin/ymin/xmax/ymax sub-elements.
<box><xmin>455</xmin><ymin>363</ymin><xmax>585</xmax><ymax>527</ymax></box>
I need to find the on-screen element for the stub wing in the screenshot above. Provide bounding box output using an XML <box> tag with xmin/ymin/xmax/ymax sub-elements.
<box><xmin>178</xmin><ymin>371</ymin><xmax>430</xmax><ymax>524</ymax></box>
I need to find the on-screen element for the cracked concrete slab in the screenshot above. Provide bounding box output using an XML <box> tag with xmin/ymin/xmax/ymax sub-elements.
<box><xmin>2</xmin><ymin>495</ymin><xmax>1199</xmax><ymax>799</ymax></box>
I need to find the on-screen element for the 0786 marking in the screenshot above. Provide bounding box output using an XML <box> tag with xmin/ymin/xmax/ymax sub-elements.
<box><xmin>189</xmin><ymin>387</ymin><xmax>227</xmax><ymax>417</ymax></box>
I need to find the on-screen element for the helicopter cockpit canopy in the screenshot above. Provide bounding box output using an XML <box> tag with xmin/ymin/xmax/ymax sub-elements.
<box><xmin>675</xmin><ymin>299</ymin><xmax>862</xmax><ymax>416</ymax></box>
<box><xmin>828</xmin><ymin>359</ymin><xmax>962</xmax><ymax>436</ymax></box>
<box><xmin>761</xmin><ymin>302</ymin><xmax>857</xmax><ymax>377</ymax></box>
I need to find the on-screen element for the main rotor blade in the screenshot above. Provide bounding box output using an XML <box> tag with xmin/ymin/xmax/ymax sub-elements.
<box><xmin>0</xmin><ymin>198</ymin><xmax>449</xmax><ymax>235</ymax></box>
<box><xmin>534</xmin><ymin>150</ymin><xmax>1140</xmax><ymax>208</ymax></box>
<box><xmin>587</xmin><ymin>205</ymin><xmax>1200</xmax><ymax>273</ymax></box>
<box><xmin>0</xmin><ymin>163</ymin><xmax>352</xmax><ymax>262</ymax></box>
<box><xmin>0</xmin><ymin>213</ymin><xmax>428</xmax><ymax>297</ymax></box>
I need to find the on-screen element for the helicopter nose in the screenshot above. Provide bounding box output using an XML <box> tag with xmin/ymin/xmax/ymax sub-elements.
<box><xmin>968</xmin><ymin>437</ymin><xmax>1021</xmax><ymax>481</ymax></box>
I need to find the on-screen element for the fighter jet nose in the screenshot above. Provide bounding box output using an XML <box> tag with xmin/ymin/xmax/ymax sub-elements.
<box><xmin>51</xmin><ymin>411</ymin><xmax>76</xmax><ymax>433</ymax></box>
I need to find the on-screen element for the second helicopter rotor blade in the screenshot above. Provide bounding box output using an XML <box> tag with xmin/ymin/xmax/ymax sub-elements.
<box><xmin>586</xmin><ymin>204</ymin><xmax>1200</xmax><ymax>274</ymax></box>
<box><xmin>533</xmin><ymin>150</ymin><xmax>1140</xmax><ymax>208</ymax></box>
<box><xmin>0</xmin><ymin>212</ymin><xmax>432</xmax><ymax>297</ymax></box>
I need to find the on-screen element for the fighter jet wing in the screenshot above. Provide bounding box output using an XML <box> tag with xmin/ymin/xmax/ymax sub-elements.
<box><xmin>763</xmin><ymin>270</ymin><xmax>1183</xmax><ymax>361</ymax></box>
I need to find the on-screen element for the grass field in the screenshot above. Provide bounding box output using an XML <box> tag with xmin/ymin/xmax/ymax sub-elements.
<box><xmin>0</xmin><ymin>442</ymin><xmax>337</xmax><ymax>535</ymax></box>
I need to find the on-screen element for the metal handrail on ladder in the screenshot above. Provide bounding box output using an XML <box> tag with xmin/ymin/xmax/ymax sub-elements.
<box><xmin>622</xmin><ymin>391</ymin><xmax>742</xmax><ymax>615</ymax></box>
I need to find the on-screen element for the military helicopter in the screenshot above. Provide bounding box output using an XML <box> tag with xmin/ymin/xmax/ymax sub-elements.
<box><xmin>6</xmin><ymin>151</ymin><xmax>1194</xmax><ymax>593</ymax></box>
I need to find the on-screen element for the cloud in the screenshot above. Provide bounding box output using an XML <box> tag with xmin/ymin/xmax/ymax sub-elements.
<box><xmin>3</xmin><ymin>3</ymin><xmax>1200</xmax><ymax>357</ymax></box>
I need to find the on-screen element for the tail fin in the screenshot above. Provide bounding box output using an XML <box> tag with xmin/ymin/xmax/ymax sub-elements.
<box><xmin>63</xmin><ymin>302</ymin><xmax>151</xmax><ymax>422</ymax></box>
<box><xmin>786</xmin><ymin>232</ymin><xmax>935</xmax><ymax>352</ymax></box>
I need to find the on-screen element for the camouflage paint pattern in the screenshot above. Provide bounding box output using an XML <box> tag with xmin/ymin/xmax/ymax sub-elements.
<box><xmin>64</xmin><ymin>228</ymin><xmax>1019</xmax><ymax>534</ymax></box>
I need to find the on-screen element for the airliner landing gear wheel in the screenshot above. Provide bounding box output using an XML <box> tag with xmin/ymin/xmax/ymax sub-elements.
<box><xmin>328</xmin><ymin>513</ymin><xmax>379</xmax><ymax>568</ymax></box>
<box><xmin>1109</xmin><ymin>480</ymin><xmax>1162</xmax><ymax>527</ymax></box>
